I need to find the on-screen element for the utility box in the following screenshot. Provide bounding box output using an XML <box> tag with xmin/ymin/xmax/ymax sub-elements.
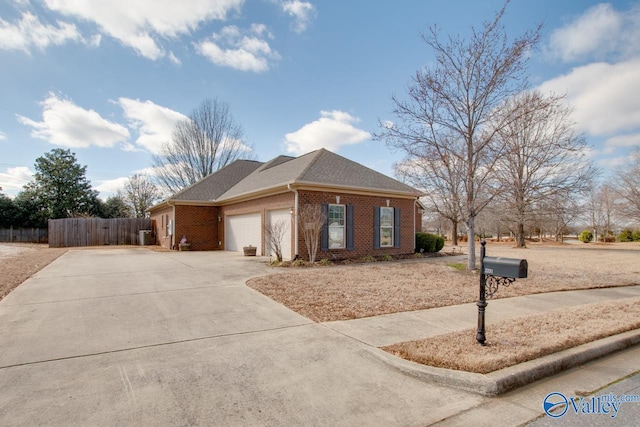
<box><xmin>139</xmin><ymin>230</ymin><xmax>153</xmax><ymax>246</ymax></box>
<box><xmin>483</xmin><ymin>256</ymin><xmax>528</xmax><ymax>278</ymax></box>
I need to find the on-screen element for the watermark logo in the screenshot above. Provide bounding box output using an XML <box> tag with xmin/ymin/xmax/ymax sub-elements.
<box><xmin>543</xmin><ymin>392</ymin><xmax>568</xmax><ymax>418</ymax></box>
<box><xmin>543</xmin><ymin>391</ymin><xmax>639</xmax><ymax>419</ymax></box>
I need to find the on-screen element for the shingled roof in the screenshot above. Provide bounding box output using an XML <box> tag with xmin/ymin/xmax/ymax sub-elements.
<box><xmin>217</xmin><ymin>149</ymin><xmax>421</xmax><ymax>201</ymax></box>
<box><xmin>170</xmin><ymin>159</ymin><xmax>263</xmax><ymax>201</ymax></box>
<box><xmin>152</xmin><ymin>149</ymin><xmax>421</xmax><ymax>209</ymax></box>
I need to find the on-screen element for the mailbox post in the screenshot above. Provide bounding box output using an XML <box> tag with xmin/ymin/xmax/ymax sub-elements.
<box><xmin>476</xmin><ymin>240</ymin><xmax>528</xmax><ymax>345</ymax></box>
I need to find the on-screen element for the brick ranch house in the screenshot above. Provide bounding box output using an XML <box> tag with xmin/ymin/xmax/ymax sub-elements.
<box><xmin>148</xmin><ymin>149</ymin><xmax>424</xmax><ymax>260</ymax></box>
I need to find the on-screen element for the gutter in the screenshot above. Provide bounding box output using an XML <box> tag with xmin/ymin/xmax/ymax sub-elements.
<box><xmin>287</xmin><ymin>183</ymin><xmax>299</xmax><ymax>259</ymax></box>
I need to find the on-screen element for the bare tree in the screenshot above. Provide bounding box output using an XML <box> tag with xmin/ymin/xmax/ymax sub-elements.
<box><xmin>265</xmin><ymin>219</ymin><xmax>289</xmax><ymax>262</ymax></box>
<box><xmin>615</xmin><ymin>148</ymin><xmax>640</xmax><ymax>224</ymax></box>
<box><xmin>584</xmin><ymin>182</ymin><xmax>618</xmax><ymax>242</ymax></box>
<box><xmin>121</xmin><ymin>174</ymin><xmax>161</xmax><ymax>218</ymax></box>
<box><xmin>153</xmin><ymin>98</ymin><xmax>255</xmax><ymax>194</ymax></box>
<box><xmin>540</xmin><ymin>191</ymin><xmax>582</xmax><ymax>243</ymax></box>
<box><xmin>394</xmin><ymin>154</ymin><xmax>464</xmax><ymax>245</ymax></box>
<box><xmin>377</xmin><ymin>2</ymin><xmax>541</xmax><ymax>269</ymax></box>
<box><xmin>298</xmin><ymin>204</ymin><xmax>326</xmax><ymax>263</ymax></box>
<box><xmin>493</xmin><ymin>91</ymin><xmax>596</xmax><ymax>247</ymax></box>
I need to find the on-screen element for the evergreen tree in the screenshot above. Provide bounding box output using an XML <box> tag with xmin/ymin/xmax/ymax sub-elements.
<box><xmin>24</xmin><ymin>148</ymin><xmax>99</xmax><ymax>219</ymax></box>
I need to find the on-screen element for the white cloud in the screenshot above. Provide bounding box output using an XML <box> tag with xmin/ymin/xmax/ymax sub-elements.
<box><xmin>548</xmin><ymin>3</ymin><xmax>640</xmax><ymax>62</ymax></box>
<box><xmin>0</xmin><ymin>12</ymin><xmax>83</xmax><ymax>52</ymax></box>
<box><xmin>17</xmin><ymin>92</ymin><xmax>130</xmax><ymax>149</ymax></box>
<box><xmin>281</xmin><ymin>0</ymin><xmax>315</xmax><ymax>33</ymax></box>
<box><xmin>596</xmin><ymin>155</ymin><xmax>629</xmax><ymax>169</ymax></box>
<box><xmin>95</xmin><ymin>166</ymin><xmax>164</xmax><ymax>198</ymax></box>
<box><xmin>0</xmin><ymin>131</ymin><xmax>6</xmax><ymax>141</ymax></box>
<box><xmin>0</xmin><ymin>166</ymin><xmax>34</xmax><ymax>194</ymax></box>
<box><xmin>43</xmin><ymin>0</ymin><xmax>243</xmax><ymax>61</ymax></box>
<box><xmin>94</xmin><ymin>176</ymin><xmax>128</xmax><ymax>196</ymax></box>
<box><xmin>284</xmin><ymin>110</ymin><xmax>371</xmax><ymax>155</ymax></box>
<box><xmin>604</xmin><ymin>133</ymin><xmax>640</xmax><ymax>153</ymax></box>
<box><xmin>538</xmin><ymin>59</ymin><xmax>640</xmax><ymax>137</ymax></box>
<box><xmin>117</xmin><ymin>98</ymin><xmax>187</xmax><ymax>154</ymax></box>
<box><xmin>196</xmin><ymin>24</ymin><xmax>280</xmax><ymax>72</ymax></box>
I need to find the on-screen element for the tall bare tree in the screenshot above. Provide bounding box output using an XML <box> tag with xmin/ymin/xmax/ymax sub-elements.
<box><xmin>615</xmin><ymin>148</ymin><xmax>640</xmax><ymax>224</ymax></box>
<box><xmin>377</xmin><ymin>2</ymin><xmax>541</xmax><ymax>269</ymax></box>
<box><xmin>394</xmin><ymin>154</ymin><xmax>463</xmax><ymax>245</ymax></box>
<box><xmin>121</xmin><ymin>174</ymin><xmax>161</xmax><ymax>218</ymax></box>
<box><xmin>153</xmin><ymin>98</ymin><xmax>255</xmax><ymax>194</ymax></box>
<box><xmin>584</xmin><ymin>182</ymin><xmax>617</xmax><ymax>242</ymax></box>
<box><xmin>492</xmin><ymin>91</ymin><xmax>596</xmax><ymax>247</ymax></box>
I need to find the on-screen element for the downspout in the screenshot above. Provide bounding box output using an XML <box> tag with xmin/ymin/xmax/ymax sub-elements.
<box><xmin>414</xmin><ymin>197</ymin><xmax>418</xmax><ymax>251</ymax></box>
<box><xmin>167</xmin><ymin>200</ymin><xmax>176</xmax><ymax>250</ymax></box>
<box><xmin>287</xmin><ymin>184</ymin><xmax>299</xmax><ymax>259</ymax></box>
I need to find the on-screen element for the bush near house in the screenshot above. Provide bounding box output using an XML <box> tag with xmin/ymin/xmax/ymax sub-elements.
<box><xmin>578</xmin><ymin>230</ymin><xmax>593</xmax><ymax>243</ymax></box>
<box><xmin>415</xmin><ymin>232</ymin><xmax>445</xmax><ymax>253</ymax></box>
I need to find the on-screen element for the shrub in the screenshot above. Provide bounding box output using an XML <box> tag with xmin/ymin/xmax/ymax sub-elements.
<box><xmin>416</xmin><ymin>232</ymin><xmax>435</xmax><ymax>252</ymax></box>
<box><xmin>415</xmin><ymin>232</ymin><xmax>444</xmax><ymax>253</ymax></box>
<box><xmin>381</xmin><ymin>254</ymin><xmax>393</xmax><ymax>262</ymax></box>
<box><xmin>578</xmin><ymin>230</ymin><xmax>593</xmax><ymax>243</ymax></box>
<box><xmin>292</xmin><ymin>259</ymin><xmax>310</xmax><ymax>267</ymax></box>
<box><xmin>618</xmin><ymin>229</ymin><xmax>634</xmax><ymax>242</ymax></box>
<box><xmin>362</xmin><ymin>254</ymin><xmax>376</xmax><ymax>263</ymax></box>
<box><xmin>318</xmin><ymin>258</ymin><xmax>331</xmax><ymax>266</ymax></box>
<box><xmin>633</xmin><ymin>230</ymin><xmax>640</xmax><ymax>242</ymax></box>
<box><xmin>434</xmin><ymin>235</ymin><xmax>445</xmax><ymax>252</ymax></box>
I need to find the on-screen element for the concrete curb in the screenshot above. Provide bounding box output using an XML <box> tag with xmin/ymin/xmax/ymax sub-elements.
<box><xmin>365</xmin><ymin>329</ymin><xmax>640</xmax><ymax>396</ymax></box>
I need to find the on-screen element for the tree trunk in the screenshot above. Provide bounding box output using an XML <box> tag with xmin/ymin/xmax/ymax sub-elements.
<box><xmin>467</xmin><ymin>216</ymin><xmax>476</xmax><ymax>270</ymax></box>
<box><xmin>516</xmin><ymin>221</ymin><xmax>526</xmax><ymax>248</ymax></box>
<box><xmin>451</xmin><ymin>219</ymin><xmax>458</xmax><ymax>246</ymax></box>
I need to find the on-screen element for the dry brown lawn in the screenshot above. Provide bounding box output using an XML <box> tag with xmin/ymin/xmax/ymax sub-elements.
<box><xmin>247</xmin><ymin>242</ymin><xmax>640</xmax><ymax>373</ymax></box>
<box><xmin>247</xmin><ymin>242</ymin><xmax>640</xmax><ymax>322</ymax></box>
<box><xmin>0</xmin><ymin>243</ymin><xmax>67</xmax><ymax>301</ymax></box>
<box><xmin>383</xmin><ymin>296</ymin><xmax>640</xmax><ymax>373</ymax></box>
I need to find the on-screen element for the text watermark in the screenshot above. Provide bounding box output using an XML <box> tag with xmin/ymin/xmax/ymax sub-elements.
<box><xmin>543</xmin><ymin>392</ymin><xmax>639</xmax><ymax>419</ymax></box>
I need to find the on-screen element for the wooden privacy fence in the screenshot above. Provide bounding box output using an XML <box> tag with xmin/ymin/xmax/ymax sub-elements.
<box><xmin>0</xmin><ymin>228</ymin><xmax>48</xmax><ymax>243</ymax></box>
<box><xmin>48</xmin><ymin>218</ymin><xmax>154</xmax><ymax>248</ymax></box>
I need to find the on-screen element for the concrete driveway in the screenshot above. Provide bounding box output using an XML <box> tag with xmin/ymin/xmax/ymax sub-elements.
<box><xmin>0</xmin><ymin>248</ymin><xmax>482</xmax><ymax>426</ymax></box>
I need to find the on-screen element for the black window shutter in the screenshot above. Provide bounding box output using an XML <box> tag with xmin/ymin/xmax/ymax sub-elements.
<box><xmin>321</xmin><ymin>203</ymin><xmax>329</xmax><ymax>251</ymax></box>
<box><xmin>373</xmin><ymin>206</ymin><xmax>380</xmax><ymax>250</ymax></box>
<box><xmin>394</xmin><ymin>207</ymin><xmax>401</xmax><ymax>248</ymax></box>
<box><xmin>347</xmin><ymin>204</ymin><xmax>354</xmax><ymax>250</ymax></box>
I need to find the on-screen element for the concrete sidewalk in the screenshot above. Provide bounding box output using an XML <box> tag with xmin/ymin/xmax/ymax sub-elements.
<box><xmin>323</xmin><ymin>285</ymin><xmax>640</xmax><ymax>347</ymax></box>
<box><xmin>323</xmin><ymin>285</ymin><xmax>640</xmax><ymax>397</ymax></box>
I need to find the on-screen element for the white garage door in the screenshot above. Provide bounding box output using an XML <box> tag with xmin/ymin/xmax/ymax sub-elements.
<box><xmin>225</xmin><ymin>212</ymin><xmax>262</xmax><ymax>255</ymax></box>
<box><xmin>267</xmin><ymin>209</ymin><xmax>292</xmax><ymax>261</ymax></box>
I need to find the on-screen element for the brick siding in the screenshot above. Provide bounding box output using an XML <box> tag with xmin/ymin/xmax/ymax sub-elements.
<box><xmin>150</xmin><ymin>206</ymin><xmax>174</xmax><ymax>250</ymax></box>
<box><xmin>297</xmin><ymin>190</ymin><xmax>418</xmax><ymax>260</ymax></box>
<box><xmin>150</xmin><ymin>190</ymin><xmax>419</xmax><ymax>257</ymax></box>
<box><xmin>174</xmin><ymin>205</ymin><xmax>218</xmax><ymax>250</ymax></box>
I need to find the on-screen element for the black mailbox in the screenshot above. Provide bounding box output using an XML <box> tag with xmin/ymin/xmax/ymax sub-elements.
<box><xmin>483</xmin><ymin>256</ymin><xmax>528</xmax><ymax>279</ymax></box>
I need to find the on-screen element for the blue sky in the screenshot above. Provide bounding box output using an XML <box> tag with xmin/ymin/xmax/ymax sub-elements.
<box><xmin>1</xmin><ymin>0</ymin><xmax>639</xmax><ymax>198</ymax></box>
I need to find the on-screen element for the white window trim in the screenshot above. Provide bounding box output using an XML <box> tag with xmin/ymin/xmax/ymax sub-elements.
<box><xmin>380</xmin><ymin>206</ymin><xmax>394</xmax><ymax>248</ymax></box>
<box><xmin>328</xmin><ymin>203</ymin><xmax>346</xmax><ymax>249</ymax></box>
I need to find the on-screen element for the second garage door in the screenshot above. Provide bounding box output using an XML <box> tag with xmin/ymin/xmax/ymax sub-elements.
<box><xmin>266</xmin><ymin>209</ymin><xmax>292</xmax><ymax>261</ymax></box>
<box><xmin>225</xmin><ymin>212</ymin><xmax>262</xmax><ymax>255</ymax></box>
